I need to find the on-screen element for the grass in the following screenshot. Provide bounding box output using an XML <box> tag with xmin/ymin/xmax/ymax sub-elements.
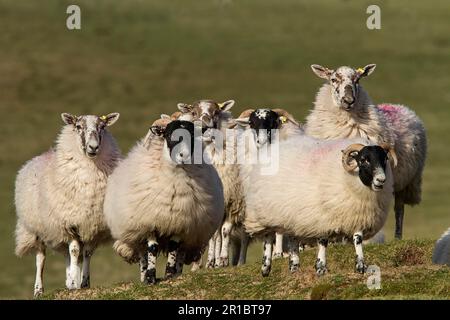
<box><xmin>42</xmin><ymin>240</ymin><xmax>450</xmax><ymax>300</ymax></box>
<box><xmin>0</xmin><ymin>0</ymin><xmax>449</xmax><ymax>299</ymax></box>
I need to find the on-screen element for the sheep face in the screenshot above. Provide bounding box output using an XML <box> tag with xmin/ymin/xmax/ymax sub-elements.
<box><xmin>177</xmin><ymin>100</ymin><xmax>235</xmax><ymax>128</ymax></box>
<box><xmin>342</xmin><ymin>144</ymin><xmax>390</xmax><ymax>192</ymax></box>
<box><xmin>152</xmin><ymin>120</ymin><xmax>196</xmax><ymax>165</ymax></box>
<box><xmin>235</xmin><ymin>109</ymin><xmax>282</xmax><ymax>148</ymax></box>
<box><xmin>311</xmin><ymin>64</ymin><xmax>376</xmax><ymax>111</ymax></box>
<box><xmin>61</xmin><ymin>113</ymin><xmax>120</xmax><ymax>159</ymax></box>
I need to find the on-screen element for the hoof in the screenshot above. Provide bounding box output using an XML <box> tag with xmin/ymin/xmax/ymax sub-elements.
<box><xmin>289</xmin><ymin>264</ymin><xmax>299</xmax><ymax>273</ymax></box>
<box><xmin>66</xmin><ymin>278</ymin><xmax>80</xmax><ymax>290</ymax></box>
<box><xmin>81</xmin><ymin>276</ymin><xmax>90</xmax><ymax>289</ymax></box>
<box><xmin>272</xmin><ymin>252</ymin><xmax>283</xmax><ymax>259</ymax></box>
<box><xmin>315</xmin><ymin>260</ymin><xmax>327</xmax><ymax>276</ymax></box>
<box><xmin>355</xmin><ymin>260</ymin><xmax>367</xmax><ymax>274</ymax></box>
<box><xmin>261</xmin><ymin>267</ymin><xmax>271</xmax><ymax>277</ymax></box>
<box><xmin>144</xmin><ymin>269</ymin><xmax>157</xmax><ymax>285</ymax></box>
<box><xmin>218</xmin><ymin>257</ymin><xmax>229</xmax><ymax>268</ymax></box>
<box><xmin>34</xmin><ymin>287</ymin><xmax>43</xmax><ymax>298</ymax></box>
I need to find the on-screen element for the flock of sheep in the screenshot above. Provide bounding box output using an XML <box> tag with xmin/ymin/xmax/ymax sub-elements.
<box><xmin>13</xmin><ymin>64</ymin><xmax>448</xmax><ymax>298</ymax></box>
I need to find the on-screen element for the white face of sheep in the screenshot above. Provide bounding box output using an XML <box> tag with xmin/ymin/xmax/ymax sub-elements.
<box><xmin>342</xmin><ymin>143</ymin><xmax>397</xmax><ymax>192</ymax></box>
<box><xmin>177</xmin><ymin>100</ymin><xmax>235</xmax><ymax>129</ymax></box>
<box><xmin>61</xmin><ymin>113</ymin><xmax>120</xmax><ymax>159</ymax></box>
<box><xmin>311</xmin><ymin>64</ymin><xmax>377</xmax><ymax>111</ymax></box>
<box><xmin>151</xmin><ymin>120</ymin><xmax>197</xmax><ymax>165</ymax></box>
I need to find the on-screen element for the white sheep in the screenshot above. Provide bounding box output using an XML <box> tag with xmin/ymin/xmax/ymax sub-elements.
<box><xmin>177</xmin><ymin>99</ymin><xmax>251</xmax><ymax>269</ymax></box>
<box><xmin>104</xmin><ymin>118</ymin><xmax>224</xmax><ymax>284</ymax></box>
<box><xmin>234</xmin><ymin>108</ymin><xmax>304</xmax><ymax>262</ymax></box>
<box><xmin>236</xmin><ymin>131</ymin><xmax>396</xmax><ymax>276</ymax></box>
<box><xmin>432</xmin><ymin>227</ymin><xmax>450</xmax><ymax>266</ymax></box>
<box><xmin>14</xmin><ymin>113</ymin><xmax>121</xmax><ymax>296</ymax></box>
<box><xmin>305</xmin><ymin>64</ymin><xmax>427</xmax><ymax>240</ymax></box>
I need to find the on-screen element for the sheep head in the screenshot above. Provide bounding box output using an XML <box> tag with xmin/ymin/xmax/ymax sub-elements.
<box><xmin>311</xmin><ymin>64</ymin><xmax>376</xmax><ymax>111</ymax></box>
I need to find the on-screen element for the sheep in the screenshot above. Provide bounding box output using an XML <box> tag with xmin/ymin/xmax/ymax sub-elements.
<box><xmin>175</xmin><ymin>99</ymin><xmax>250</xmax><ymax>268</ymax></box>
<box><xmin>305</xmin><ymin>64</ymin><xmax>427</xmax><ymax>240</ymax></box>
<box><xmin>14</xmin><ymin>113</ymin><xmax>121</xmax><ymax>296</ymax></box>
<box><xmin>237</xmin><ymin>131</ymin><xmax>396</xmax><ymax>277</ymax></box>
<box><xmin>234</xmin><ymin>108</ymin><xmax>304</xmax><ymax>261</ymax></box>
<box><xmin>432</xmin><ymin>227</ymin><xmax>450</xmax><ymax>266</ymax></box>
<box><xmin>104</xmin><ymin>118</ymin><xmax>224</xmax><ymax>284</ymax></box>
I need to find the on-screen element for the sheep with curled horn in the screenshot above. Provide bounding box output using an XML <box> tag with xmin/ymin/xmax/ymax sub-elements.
<box><xmin>242</xmin><ymin>131</ymin><xmax>396</xmax><ymax>277</ymax></box>
<box><xmin>305</xmin><ymin>64</ymin><xmax>427</xmax><ymax>240</ymax></box>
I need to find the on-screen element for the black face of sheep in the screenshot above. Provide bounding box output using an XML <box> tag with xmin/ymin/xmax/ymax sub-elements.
<box><xmin>248</xmin><ymin>109</ymin><xmax>281</xmax><ymax>146</ymax></box>
<box><xmin>61</xmin><ymin>113</ymin><xmax>120</xmax><ymax>159</ymax></box>
<box><xmin>163</xmin><ymin>120</ymin><xmax>195</xmax><ymax>164</ymax></box>
<box><xmin>342</xmin><ymin>144</ymin><xmax>394</xmax><ymax>192</ymax></box>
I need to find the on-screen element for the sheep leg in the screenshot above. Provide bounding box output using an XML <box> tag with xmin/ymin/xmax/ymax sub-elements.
<box><xmin>190</xmin><ymin>257</ymin><xmax>202</xmax><ymax>272</ymax></box>
<box><xmin>144</xmin><ymin>238</ymin><xmax>158</xmax><ymax>285</ymax></box>
<box><xmin>214</xmin><ymin>230</ymin><xmax>222</xmax><ymax>268</ymax></box>
<box><xmin>67</xmin><ymin>239</ymin><xmax>82</xmax><ymax>290</ymax></box>
<box><xmin>273</xmin><ymin>233</ymin><xmax>284</xmax><ymax>259</ymax></box>
<box><xmin>65</xmin><ymin>254</ymin><xmax>70</xmax><ymax>287</ymax></box>
<box><xmin>315</xmin><ymin>238</ymin><xmax>328</xmax><ymax>276</ymax></box>
<box><xmin>219</xmin><ymin>221</ymin><xmax>233</xmax><ymax>267</ymax></box>
<box><xmin>261</xmin><ymin>234</ymin><xmax>275</xmax><ymax>277</ymax></box>
<box><xmin>237</xmin><ymin>233</ymin><xmax>250</xmax><ymax>266</ymax></box>
<box><xmin>139</xmin><ymin>253</ymin><xmax>148</xmax><ymax>283</ymax></box>
<box><xmin>165</xmin><ymin>239</ymin><xmax>180</xmax><ymax>279</ymax></box>
<box><xmin>34</xmin><ymin>247</ymin><xmax>46</xmax><ymax>297</ymax></box>
<box><xmin>175</xmin><ymin>249</ymin><xmax>185</xmax><ymax>276</ymax></box>
<box><xmin>288</xmin><ymin>236</ymin><xmax>300</xmax><ymax>273</ymax></box>
<box><xmin>206</xmin><ymin>230</ymin><xmax>218</xmax><ymax>269</ymax></box>
<box><xmin>353</xmin><ymin>232</ymin><xmax>367</xmax><ymax>273</ymax></box>
<box><xmin>394</xmin><ymin>196</ymin><xmax>404</xmax><ymax>240</ymax></box>
<box><xmin>81</xmin><ymin>245</ymin><xmax>93</xmax><ymax>288</ymax></box>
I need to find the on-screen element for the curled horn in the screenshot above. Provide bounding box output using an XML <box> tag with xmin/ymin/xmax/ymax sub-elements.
<box><xmin>272</xmin><ymin>108</ymin><xmax>300</xmax><ymax>126</ymax></box>
<box><xmin>238</xmin><ymin>109</ymin><xmax>255</xmax><ymax>118</ymax></box>
<box><xmin>341</xmin><ymin>143</ymin><xmax>365</xmax><ymax>172</ymax></box>
<box><xmin>380</xmin><ymin>143</ymin><xmax>398</xmax><ymax>168</ymax></box>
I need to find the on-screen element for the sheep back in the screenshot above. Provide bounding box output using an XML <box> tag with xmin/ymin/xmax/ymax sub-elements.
<box><xmin>243</xmin><ymin>136</ymin><xmax>394</xmax><ymax>243</ymax></box>
<box><xmin>104</xmin><ymin>137</ymin><xmax>224</xmax><ymax>255</ymax></box>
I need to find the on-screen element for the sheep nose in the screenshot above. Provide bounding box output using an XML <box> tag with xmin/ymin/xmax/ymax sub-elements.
<box><xmin>179</xmin><ymin>152</ymin><xmax>184</xmax><ymax>157</ymax></box>
<box><xmin>343</xmin><ymin>96</ymin><xmax>355</xmax><ymax>104</ymax></box>
<box><xmin>88</xmin><ymin>145</ymin><xmax>99</xmax><ymax>152</ymax></box>
<box><xmin>375</xmin><ymin>176</ymin><xmax>386</xmax><ymax>184</ymax></box>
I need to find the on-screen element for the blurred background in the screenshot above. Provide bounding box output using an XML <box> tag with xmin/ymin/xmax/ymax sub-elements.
<box><xmin>0</xmin><ymin>0</ymin><xmax>449</xmax><ymax>298</ymax></box>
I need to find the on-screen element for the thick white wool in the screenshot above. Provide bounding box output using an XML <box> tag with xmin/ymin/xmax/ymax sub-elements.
<box><xmin>15</xmin><ymin>125</ymin><xmax>121</xmax><ymax>256</ymax></box>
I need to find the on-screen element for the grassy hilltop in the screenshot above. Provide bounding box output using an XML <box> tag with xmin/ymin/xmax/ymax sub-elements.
<box><xmin>0</xmin><ymin>0</ymin><xmax>449</xmax><ymax>299</ymax></box>
<box><xmin>45</xmin><ymin>240</ymin><xmax>449</xmax><ymax>300</ymax></box>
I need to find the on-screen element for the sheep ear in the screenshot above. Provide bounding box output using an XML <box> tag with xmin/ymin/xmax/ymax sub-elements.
<box><xmin>357</xmin><ymin>64</ymin><xmax>376</xmax><ymax>78</ymax></box>
<box><xmin>160</xmin><ymin>114</ymin><xmax>171</xmax><ymax>120</ymax></box>
<box><xmin>219</xmin><ymin>100</ymin><xmax>235</xmax><ymax>112</ymax></box>
<box><xmin>61</xmin><ymin>113</ymin><xmax>76</xmax><ymax>125</ymax></box>
<box><xmin>150</xmin><ymin>126</ymin><xmax>165</xmax><ymax>136</ymax></box>
<box><xmin>234</xmin><ymin>117</ymin><xmax>250</xmax><ymax>129</ymax></box>
<box><xmin>311</xmin><ymin>64</ymin><xmax>333</xmax><ymax>80</ymax></box>
<box><xmin>102</xmin><ymin>113</ymin><xmax>120</xmax><ymax>127</ymax></box>
<box><xmin>177</xmin><ymin>103</ymin><xmax>193</xmax><ymax>114</ymax></box>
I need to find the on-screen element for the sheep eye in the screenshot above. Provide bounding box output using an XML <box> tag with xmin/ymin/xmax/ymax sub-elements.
<box><xmin>331</xmin><ymin>78</ymin><xmax>337</xmax><ymax>83</ymax></box>
<box><xmin>76</xmin><ymin>125</ymin><xmax>82</xmax><ymax>130</ymax></box>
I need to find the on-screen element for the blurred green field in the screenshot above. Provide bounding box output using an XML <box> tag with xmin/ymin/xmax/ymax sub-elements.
<box><xmin>0</xmin><ymin>0</ymin><xmax>449</xmax><ymax>299</ymax></box>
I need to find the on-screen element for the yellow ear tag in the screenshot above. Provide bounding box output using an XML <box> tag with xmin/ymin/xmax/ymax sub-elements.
<box><xmin>357</xmin><ymin>67</ymin><xmax>365</xmax><ymax>74</ymax></box>
<box><xmin>279</xmin><ymin>116</ymin><xmax>287</xmax><ymax>124</ymax></box>
<box><xmin>100</xmin><ymin>115</ymin><xmax>107</xmax><ymax>121</ymax></box>
<box><xmin>218</xmin><ymin>102</ymin><xmax>224</xmax><ymax>110</ymax></box>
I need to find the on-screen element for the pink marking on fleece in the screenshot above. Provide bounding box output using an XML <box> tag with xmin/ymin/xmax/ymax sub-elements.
<box><xmin>377</xmin><ymin>103</ymin><xmax>407</xmax><ymax>127</ymax></box>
